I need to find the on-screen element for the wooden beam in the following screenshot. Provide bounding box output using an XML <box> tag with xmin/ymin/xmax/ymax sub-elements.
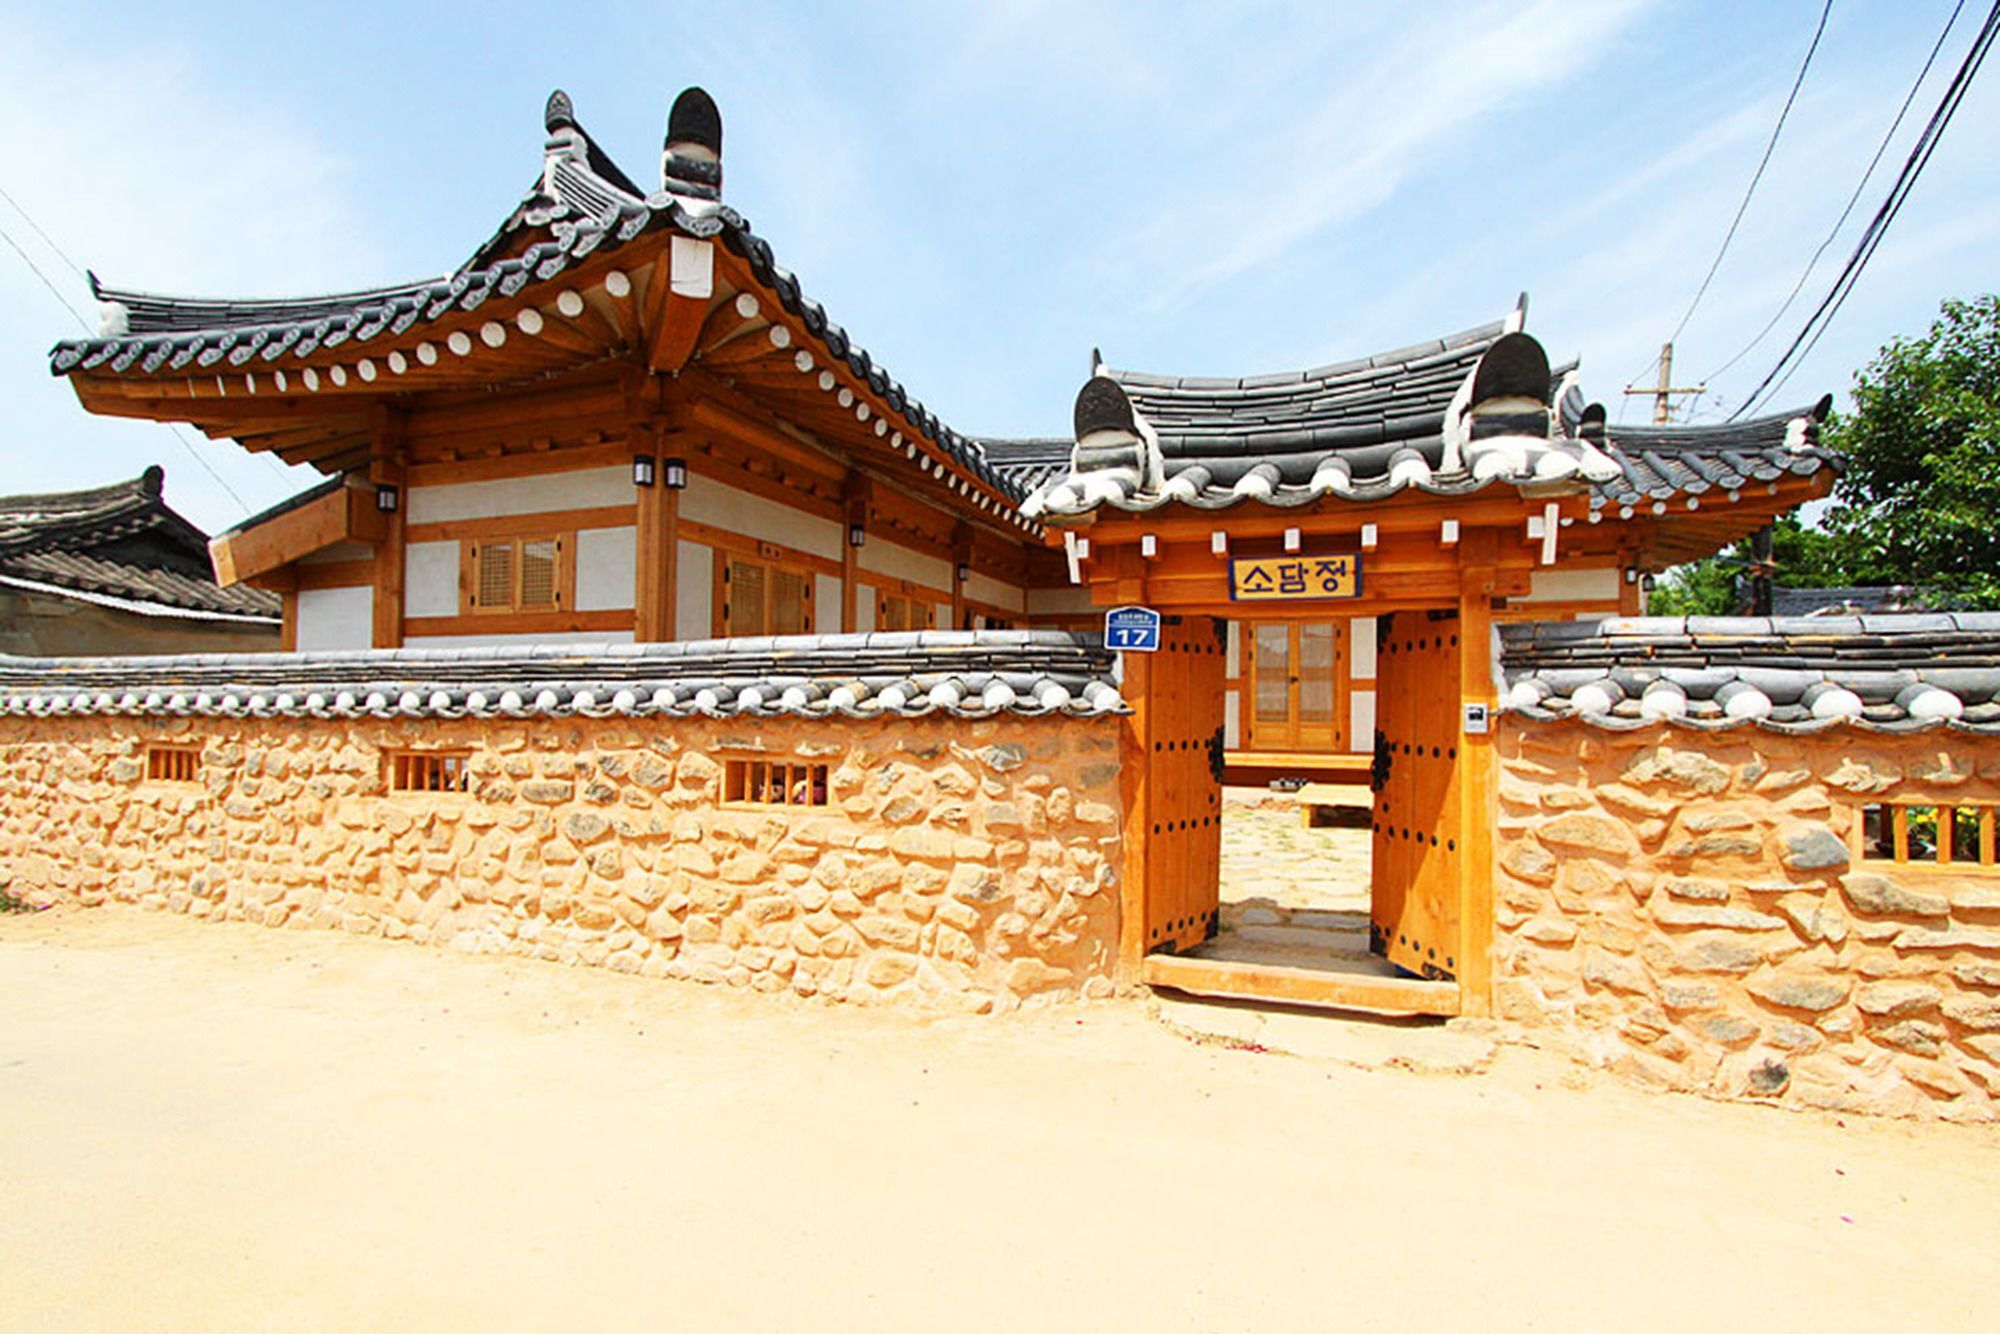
<box><xmin>643</xmin><ymin>242</ymin><xmax>715</xmax><ymax>373</ymax></box>
<box><xmin>207</xmin><ymin>480</ymin><xmax>383</xmax><ymax>587</ymax></box>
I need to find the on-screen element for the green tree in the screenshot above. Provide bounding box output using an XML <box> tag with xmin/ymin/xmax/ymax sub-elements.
<box><xmin>1649</xmin><ymin>295</ymin><xmax>2000</xmax><ymax>613</ymax></box>
<box><xmin>1819</xmin><ymin>294</ymin><xmax>2000</xmax><ymax>608</ymax></box>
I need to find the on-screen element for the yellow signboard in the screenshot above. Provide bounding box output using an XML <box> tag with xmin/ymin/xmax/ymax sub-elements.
<box><xmin>1230</xmin><ymin>554</ymin><xmax>1363</xmax><ymax>601</ymax></box>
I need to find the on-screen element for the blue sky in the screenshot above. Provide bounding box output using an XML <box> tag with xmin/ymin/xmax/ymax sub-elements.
<box><xmin>1</xmin><ymin>1</ymin><xmax>1994</xmax><ymax>535</ymax></box>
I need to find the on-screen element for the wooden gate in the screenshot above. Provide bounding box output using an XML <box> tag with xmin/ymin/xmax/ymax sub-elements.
<box><xmin>1370</xmin><ymin>610</ymin><xmax>1463</xmax><ymax>981</ymax></box>
<box><xmin>1128</xmin><ymin>614</ymin><xmax>1226</xmax><ymax>956</ymax></box>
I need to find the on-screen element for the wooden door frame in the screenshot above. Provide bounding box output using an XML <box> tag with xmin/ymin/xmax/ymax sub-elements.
<box><xmin>1102</xmin><ymin>533</ymin><xmax>1499</xmax><ymax>1015</ymax></box>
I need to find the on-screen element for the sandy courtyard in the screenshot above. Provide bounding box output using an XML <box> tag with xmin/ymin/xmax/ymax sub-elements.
<box><xmin>3</xmin><ymin>905</ymin><xmax>1997</xmax><ymax>1332</ymax></box>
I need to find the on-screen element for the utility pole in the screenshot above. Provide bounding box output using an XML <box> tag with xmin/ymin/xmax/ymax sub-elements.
<box><xmin>1623</xmin><ymin>342</ymin><xmax>1706</xmax><ymax>424</ymax></box>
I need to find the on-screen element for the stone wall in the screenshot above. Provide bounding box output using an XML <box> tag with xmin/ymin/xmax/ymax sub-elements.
<box><xmin>1495</xmin><ymin>718</ymin><xmax>2000</xmax><ymax>1122</ymax></box>
<box><xmin>0</xmin><ymin>712</ymin><xmax>1123</xmax><ymax>1010</ymax></box>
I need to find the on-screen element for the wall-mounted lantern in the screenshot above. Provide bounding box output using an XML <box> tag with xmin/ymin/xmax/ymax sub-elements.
<box><xmin>374</xmin><ymin>484</ymin><xmax>400</xmax><ymax>513</ymax></box>
<box><xmin>847</xmin><ymin>522</ymin><xmax>867</xmax><ymax>549</ymax></box>
<box><xmin>662</xmin><ymin>457</ymin><xmax>688</xmax><ymax>490</ymax></box>
<box><xmin>955</xmin><ymin>561</ymin><xmax>971</xmax><ymax>585</ymax></box>
<box><xmin>632</xmin><ymin>454</ymin><xmax>657</xmax><ymax>487</ymax></box>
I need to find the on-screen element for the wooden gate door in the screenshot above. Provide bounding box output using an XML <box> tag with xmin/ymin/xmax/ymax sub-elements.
<box><xmin>1370</xmin><ymin>610</ymin><xmax>1463</xmax><ymax>981</ymax></box>
<box><xmin>1136</xmin><ymin>614</ymin><xmax>1227</xmax><ymax>955</ymax></box>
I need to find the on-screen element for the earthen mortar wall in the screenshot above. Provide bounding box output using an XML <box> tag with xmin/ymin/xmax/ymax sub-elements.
<box><xmin>1495</xmin><ymin>718</ymin><xmax>2000</xmax><ymax>1122</ymax></box>
<box><xmin>0</xmin><ymin>713</ymin><xmax>1123</xmax><ymax>1010</ymax></box>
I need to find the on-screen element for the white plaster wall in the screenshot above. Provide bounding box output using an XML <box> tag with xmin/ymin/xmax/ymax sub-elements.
<box><xmin>406</xmin><ymin>466</ymin><xmax>630</xmax><ymax>524</ymax></box>
<box><xmin>403</xmin><ymin>631</ymin><xmax>635</xmax><ymax>649</ymax></box>
<box><xmin>1349</xmin><ymin>690</ymin><xmax>1376</xmax><ymax>754</ymax></box>
<box><xmin>679</xmin><ymin>474</ymin><xmax>843</xmax><ymax>562</ymax></box>
<box><xmin>296</xmin><ymin>586</ymin><xmax>373</xmax><ymax>652</ymax></box>
<box><xmin>852</xmin><ymin>584</ymin><xmax>875</xmax><ymax>632</ymax></box>
<box><xmin>576</xmin><ymin>526</ymin><xmax>636</xmax><ymax>612</ymax></box>
<box><xmin>1026</xmin><ymin>587</ymin><xmax>1095</xmax><ymax>616</ymax></box>
<box><xmin>403</xmin><ymin>541</ymin><xmax>459</xmax><ymax>618</ymax></box>
<box><xmin>1350</xmin><ymin>616</ymin><xmax>1378</xmax><ymax>680</ymax></box>
<box><xmin>934</xmin><ymin>601</ymin><xmax>954</xmax><ymax>631</ymax></box>
<box><xmin>675</xmin><ymin>541</ymin><xmax>713</xmax><ymax>640</ymax></box>
<box><xmin>858</xmin><ymin>538</ymin><xmax>952</xmax><ymax>593</ymax></box>
<box><xmin>964</xmin><ymin>570</ymin><xmax>1026</xmax><ymax>614</ymax></box>
<box><xmin>1525</xmin><ymin>567</ymin><xmax>1621</xmax><ymax>603</ymax></box>
<box><xmin>1224</xmin><ymin>693</ymin><xmax>1241</xmax><ymax>749</ymax></box>
<box><xmin>814</xmin><ymin>573</ymin><xmax>844</xmax><ymax>634</ymax></box>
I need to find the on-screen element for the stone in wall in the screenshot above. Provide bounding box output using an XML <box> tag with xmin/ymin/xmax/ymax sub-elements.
<box><xmin>0</xmin><ymin>713</ymin><xmax>1125</xmax><ymax>1012</ymax></box>
<box><xmin>1494</xmin><ymin>719</ymin><xmax>2000</xmax><ymax>1124</ymax></box>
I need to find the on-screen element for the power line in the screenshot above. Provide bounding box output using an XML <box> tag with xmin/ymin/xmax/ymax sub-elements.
<box><xmin>1702</xmin><ymin>0</ymin><xmax>1968</xmax><ymax>387</ymax></box>
<box><xmin>1733</xmin><ymin>0</ymin><xmax>1999</xmax><ymax>418</ymax></box>
<box><xmin>0</xmin><ymin>211</ymin><xmax>256</xmax><ymax>515</ymax></box>
<box><xmin>1665</xmin><ymin>0</ymin><xmax>1834</xmax><ymax>348</ymax></box>
<box><xmin>0</xmin><ymin>183</ymin><xmax>87</xmax><ymax>281</ymax></box>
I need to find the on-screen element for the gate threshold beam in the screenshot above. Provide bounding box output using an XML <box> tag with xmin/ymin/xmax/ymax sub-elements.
<box><xmin>1140</xmin><ymin>954</ymin><xmax>1460</xmax><ymax>1017</ymax></box>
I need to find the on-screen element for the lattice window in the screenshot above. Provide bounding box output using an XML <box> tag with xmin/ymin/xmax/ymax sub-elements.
<box><xmin>468</xmin><ymin>537</ymin><xmax>565</xmax><ymax>613</ymax></box>
<box><xmin>388</xmin><ymin>750</ymin><xmax>472</xmax><ymax>794</ymax></box>
<box><xmin>1862</xmin><ymin>802</ymin><xmax>1997</xmax><ymax>867</ymax></box>
<box><xmin>146</xmin><ymin>744</ymin><xmax>201</xmax><ymax>784</ymax></box>
<box><xmin>722</xmin><ymin>758</ymin><xmax>829</xmax><ymax>808</ymax></box>
<box><xmin>878</xmin><ymin>593</ymin><xmax>931</xmax><ymax>632</ymax></box>
<box><xmin>723</xmin><ymin>556</ymin><xmax>812</xmax><ymax>636</ymax></box>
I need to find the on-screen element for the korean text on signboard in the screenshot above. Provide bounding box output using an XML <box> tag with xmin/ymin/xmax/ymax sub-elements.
<box><xmin>1229</xmin><ymin>554</ymin><xmax>1363</xmax><ymax>602</ymax></box>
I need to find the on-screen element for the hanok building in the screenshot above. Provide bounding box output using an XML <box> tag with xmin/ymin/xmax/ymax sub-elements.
<box><xmin>13</xmin><ymin>86</ymin><xmax>2000</xmax><ymax>1122</ymax></box>
<box><xmin>0</xmin><ymin>466</ymin><xmax>279</xmax><ymax>655</ymax></box>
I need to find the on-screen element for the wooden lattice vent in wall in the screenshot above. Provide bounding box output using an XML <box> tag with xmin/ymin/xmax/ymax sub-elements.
<box><xmin>723</xmin><ymin>758</ymin><xmax>829</xmax><ymax>808</ymax></box>
<box><xmin>1862</xmin><ymin>802</ymin><xmax>1998</xmax><ymax>868</ymax></box>
<box><xmin>146</xmin><ymin>744</ymin><xmax>201</xmax><ymax>783</ymax></box>
<box><xmin>388</xmin><ymin>750</ymin><xmax>472</xmax><ymax>794</ymax></box>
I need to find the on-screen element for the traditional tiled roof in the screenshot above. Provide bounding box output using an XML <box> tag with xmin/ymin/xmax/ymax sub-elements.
<box><xmin>979</xmin><ymin>438</ymin><xmax>1073</xmax><ymax>496</ymax></box>
<box><xmin>1770</xmin><ymin>585</ymin><xmax>1930</xmax><ymax>617</ymax></box>
<box><xmin>1021</xmin><ymin>310</ymin><xmax>1840</xmax><ymax>523</ymax></box>
<box><xmin>0</xmin><ymin>468</ymin><xmax>278</xmax><ymax>623</ymax></box>
<box><xmin>0</xmin><ymin>631</ymin><xmax>1122</xmax><ymax>720</ymax></box>
<box><xmin>1501</xmin><ymin>615</ymin><xmax>2000</xmax><ymax>735</ymax></box>
<box><xmin>50</xmin><ymin>90</ymin><xmax>1022</xmax><ymax>508</ymax></box>
<box><xmin>1591</xmin><ymin>401</ymin><xmax>1840</xmax><ymax>518</ymax></box>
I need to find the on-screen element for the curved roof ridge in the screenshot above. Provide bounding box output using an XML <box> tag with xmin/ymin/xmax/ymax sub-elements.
<box><xmin>1100</xmin><ymin>314</ymin><xmax>1508</xmax><ymax>391</ymax></box>
<box><xmin>0</xmin><ymin>466</ymin><xmax>163</xmax><ymax>522</ymax></box>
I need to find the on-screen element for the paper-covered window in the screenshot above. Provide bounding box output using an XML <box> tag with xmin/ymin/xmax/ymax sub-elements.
<box><xmin>468</xmin><ymin>537</ymin><xmax>565</xmax><ymax>613</ymax></box>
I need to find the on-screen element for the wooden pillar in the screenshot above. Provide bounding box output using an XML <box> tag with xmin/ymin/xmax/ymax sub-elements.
<box><xmin>632</xmin><ymin>421</ymin><xmax>685</xmax><ymax>643</ymax></box>
<box><xmin>1117</xmin><ymin>638</ymin><xmax>1152</xmax><ymax>986</ymax></box>
<box><xmin>280</xmin><ymin>590</ymin><xmax>299</xmax><ymax>652</ymax></box>
<box><xmin>368</xmin><ymin>405</ymin><xmax>406</xmax><ymax>649</ymax></box>
<box><xmin>841</xmin><ymin>475</ymin><xmax>871</xmax><ymax>634</ymax></box>
<box><xmin>1456</xmin><ymin>527</ymin><xmax>1499</xmax><ymax>1017</ymax></box>
<box><xmin>950</xmin><ymin>522</ymin><xmax>974</xmax><ymax>629</ymax></box>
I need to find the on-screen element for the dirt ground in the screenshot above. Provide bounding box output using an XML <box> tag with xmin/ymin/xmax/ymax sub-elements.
<box><xmin>3</xmin><ymin>905</ymin><xmax>1996</xmax><ymax>1331</ymax></box>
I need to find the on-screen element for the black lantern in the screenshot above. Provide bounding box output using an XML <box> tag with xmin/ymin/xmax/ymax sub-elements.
<box><xmin>374</xmin><ymin>484</ymin><xmax>400</xmax><ymax>513</ymax></box>
<box><xmin>632</xmin><ymin>454</ymin><xmax>657</xmax><ymax>487</ymax></box>
<box><xmin>662</xmin><ymin>457</ymin><xmax>688</xmax><ymax>489</ymax></box>
<box><xmin>847</xmin><ymin>522</ymin><xmax>866</xmax><ymax>548</ymax></box>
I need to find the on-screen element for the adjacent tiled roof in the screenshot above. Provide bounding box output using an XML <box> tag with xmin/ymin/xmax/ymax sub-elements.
<box><xmin>1591</xmin><ymin>405</ymin><xmax>1841</xmax><ymax>517</ymax></box>
<box><xmin>979</xmin><ymin>438</ymin><xmax>1073</xmax><ymax>496</ymax></box>
<box><xmin>0</xmin><ymin>631</ymin><xmax>1123</xmax><ymax>720</ymax></box>
<box><xmin>1501</xmin><ymin>615</ymin><xmax>2000</xmax><ymax>735</ymax></box>
<box><xmin>0</xmin><ymin>468</ymin><xmax>279</xmax><ymax>622</ymax></box>
<box><xmin>49</xmin><ymin>91</ymin><xmax>1020</xmax><ymax>503</ymax></box>
<box><xmin>1770</xmin><ymin>585</ymin><xmax>1930</xmax><ymax>617</ymax></box>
